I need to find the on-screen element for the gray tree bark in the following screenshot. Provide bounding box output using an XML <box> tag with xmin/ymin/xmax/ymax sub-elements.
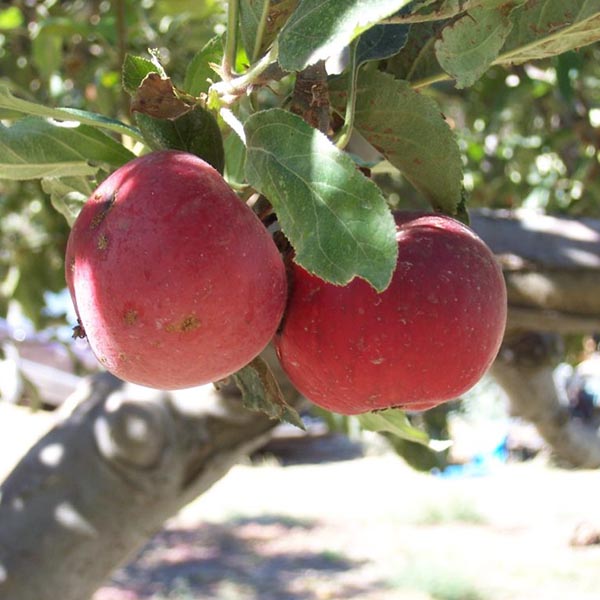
<box><xmin>490</xmin><ymin>331</ymin><xmax>600</xmax><ymax>468</ymax></box>
<box><xmin>0</xmin><ymin>357</ymin><xmax>299</xmax><ymax>600</ymax></box>
<box><xmin>471</xmin><ymin>209</ymin><xmax>600</xmax><ymax>468</ymax></box>
<box><xmin>1</xmin><ymin>209</ymin><xmax>600</xmax><ymax>599</ymax></box>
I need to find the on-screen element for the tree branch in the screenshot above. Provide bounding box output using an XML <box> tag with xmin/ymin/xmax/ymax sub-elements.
<box><xmin>0</xmin><ymin>362</ymin><xmax>294</xmax><ymax>600</ymax></box>
<box><xmin>491</xmin><ymin>332</ymin><xmax>600</xmax><ymax>468</ymax></box>
<box><xmin>471</xmin><ymin>210</ymin><xmax>600</xmax><ymax>468</ymax></box>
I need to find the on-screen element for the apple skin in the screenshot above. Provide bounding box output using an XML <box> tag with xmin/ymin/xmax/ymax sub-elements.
<box><xmin>66</xmin><ymin>150</ymin><xmax>287</xmax><ymax>389</ymax></box>
<box><xmin>274</xmin><ymin>211</ymin><xmax>507</xmax><ymax>415</ymax></box>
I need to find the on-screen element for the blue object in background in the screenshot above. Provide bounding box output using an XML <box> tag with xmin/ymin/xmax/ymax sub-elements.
<box><xmin>436</xmin><ymin>435</ymin><xmax>509</xmax><ymax>479</ymax></box>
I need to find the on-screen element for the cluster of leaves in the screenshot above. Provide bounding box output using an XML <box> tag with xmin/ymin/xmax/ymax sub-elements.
<box><xmin>3</xmin><ymin>0</ymin><xmax>600</xmax><ymax>447</ymax></box>
<box><xmin>6</xmin><ymin>1</ymin><xmax>599</xmax><ymax>289</ymax></box>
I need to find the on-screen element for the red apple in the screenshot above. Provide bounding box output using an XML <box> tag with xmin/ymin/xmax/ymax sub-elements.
<box><xmin>66</xmin><ymin>150</ymin><xmax>287</xmax><ymax>389</ymax></box>
<box><xmin>275</xmin><ymin>211</ymin><xmax>507</xmax><ymax>414</ymax></box>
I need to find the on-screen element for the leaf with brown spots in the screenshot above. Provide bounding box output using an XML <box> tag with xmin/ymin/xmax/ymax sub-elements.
<box><xmin>131</xmin><ymin>73</ymin><xmax>192</xmax><ymax>120</ymax></box>
<box><xmin>329</xmin><ymin>69</ymin><xmax>463</xmax><ymax>216</ymax></box>
<box><xmin>233</xmin><ymin>356</ymin><xmax>305</xmax><ymax>430</ymax></box>
<box><xmin>386</xmin><ymin>1</ymin><xmax>600</xmax><ymax>88</ymax></box>
<box><xmin>435</xmin><ymin>6</ymin><xmax>515</xmax><ymax>88</ymax></box>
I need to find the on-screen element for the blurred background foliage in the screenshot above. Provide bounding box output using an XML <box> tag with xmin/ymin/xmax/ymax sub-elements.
<box><xmin>1</xmin><ymin>1</ymin><xmax>600</xmax><ymax>334</ymax></box>
<box><xmin>379</xmin><ymin>45</ymin><xmax>600</xmax><ymax>217</ymax></box>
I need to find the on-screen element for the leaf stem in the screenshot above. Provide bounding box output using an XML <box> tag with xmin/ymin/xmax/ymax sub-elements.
<box><xmin>210</xmin><ymin>45</ymin><xmax>279</xmax><ymax>106</ymax></box>
<box><xmin>223</xmin><ymin>0</ymin><xmax>240</xmax><ymax>77</ymax></box>
<box><xmin>410</xmin><ymin>71</ymin><xmax>451</xmax><ymax>89</ymax></box>
<box><xmin>252</xmin><ymin>0</ymin><xmax>271</xmax><ymax>62</ymax></box>
<box><xmin>335</xmin><ymin>42</ymin><xmax>359</xmax><ymax>150</ymax></box>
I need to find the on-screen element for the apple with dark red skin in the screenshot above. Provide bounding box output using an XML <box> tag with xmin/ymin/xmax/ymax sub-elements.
<box><xmin>275</xmin><ymin>212</ymin><xmax>507</xmax><ymax>415</ymax></box>
<box><xmin>66</xmin><ymin>150</ymin><xmax>287</xmax><ymax>389</ymax></box>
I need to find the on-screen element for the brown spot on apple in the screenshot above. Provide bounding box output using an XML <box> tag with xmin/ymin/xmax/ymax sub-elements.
<box><xmin>123</xmin><ymin>310</ymin><xmax>138</xmax><ymax>325</ymax></box>
<box><xmin>90</xmin><ymin>192</ymin><xmax>117</xmax><ymax>229</ymax></box>
<box><xmin>165</xmin><ymin>314</ymin><xmax>200</xmax><ymax>333</ymax></box>
<box><xmin>97</xmin><ymin>234</ymin><xmax>108</xmax><ymax>250</ymax></box>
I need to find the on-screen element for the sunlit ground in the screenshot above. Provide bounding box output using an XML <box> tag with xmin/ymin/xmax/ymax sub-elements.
<box><xmin>93</xmin><ymin>438</ymin><xmax>600</xmax><ymax>600</ymax></box>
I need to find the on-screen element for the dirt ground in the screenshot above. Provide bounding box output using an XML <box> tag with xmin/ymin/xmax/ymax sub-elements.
<box><xmin>93</xmin><ymin>434</ymin><xmax>600</xmax><ymax>600</ymax></box>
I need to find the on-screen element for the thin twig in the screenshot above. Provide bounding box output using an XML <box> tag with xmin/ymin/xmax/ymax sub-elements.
<box><xmin>223</xmin><ymin>0</ymin><xmax>240</xmax><ymax>78</ymax></box>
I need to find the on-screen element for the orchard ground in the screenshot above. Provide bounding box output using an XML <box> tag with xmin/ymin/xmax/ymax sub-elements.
<box><xmin>2</xmin><ymin>398</ymin><xmax>600</xmax><ymax>600</ymax></box>
<box><xmin>87</xmin><ymin>427</ymin><xmax>600</xmax><ymax>600</ymax></box>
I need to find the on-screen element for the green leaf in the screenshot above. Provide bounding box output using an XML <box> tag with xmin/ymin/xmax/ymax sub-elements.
<box><xmin>240</xmin><ymin>0</ymin><xmax>300</xmax><ymax>60</ymax></box>
<box><xmin>391</xmin><ymin>0</ymin><xmax>503</xmax><ymax>23</ymax></box>
<box><xmin>500</xmin><ymin>1</ymin><xmax>600</xmax><ymax>65</ymax></box>
<box><xmin>183</xmin><ymin>35</ymin><xmax>223</xmax><ymax>96</ymax></box>
<box><xmin>329</xmin><ymin>70</ymin><xmax>463</xmax><ymax>215</ymax></box>
<box><xmin>395</xmin><ymin>0</ymin><xmax>461</xmax><ymax>22</ymax></box>
<box><xmin>244</xmin><ymin>108</ymin><xmax>397</xmax><ymax>291</ymax></box>
<box><xmin>122</xmin><ymin>54</ymin><xmax>160</xmax><ymax>96</ymax></box>
<box><xmin>356</xmin><ymin>24</ymin><xmax>410</xmax><ymax>65</ymax></box>
<box><xmin>0</xmin><ymin>85</ymin><xmax>143</xmax><ymax>142</ymax></box>
<box><xmin>136</xmin><ymin>106</ymin><xmax>225</xmax><ymax>173</ymax></box>
<box><xmin>41</xmin><ymin>176</ymin><xmax>93</xmax><ymax>226</ymax></box>
<box><xmin>240</xmin><ymin>0</ymin><xmax>270</xmax><ymax>60</ymax></box>
<box><xmin>389</xmin><ymin>0</ymin><xmax>600</xmax><ymax>88</ymax></box>
<box><xmin>434</xmin><ymin>7</ymin><xmax>514</xmax><ymax>88</ymax></box>
<box><xmin>0</xmin><ymin>117</ymin><xmax>135</xmax><ymax>180</ymax></box>
<box><xmin>277</xmin><ymin>0</ymin><xmax>413</xmax><ymax>71</ymax></box>
<box><xmin>358</xmin><ymin>408</ymin><xmax>451</xmax><ymax>450</ymax></box>
<box><xmin>224</xmin><ymin>131</ymin><xmax>247</xmax><ymax>188</ymax></box>
<box><xmin>385</xmin><ymin>20</ymin><xmax>446</xmax><ymax>85</ymax></box>
<box><xmin>232</xmin><ymin>356</ymin><xmax>305</xmax><ymax>429</ymax></box>
<box><xmin>154</xmin><ymin>0</ymin><xmax>220</xmax><ymax>19</ymax></box>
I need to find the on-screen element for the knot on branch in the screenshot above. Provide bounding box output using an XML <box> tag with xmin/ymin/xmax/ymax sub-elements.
<box><xmin>94</xmin><ymin>391</ymin><xmax>168</xmax><ymax>469</ymax></box>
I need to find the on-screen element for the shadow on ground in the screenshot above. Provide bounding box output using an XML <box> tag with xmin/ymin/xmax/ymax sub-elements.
<box><xmin>100</xmin><ymin>513</ymin><xmax>387</xmax><ymax>599</ymax></box>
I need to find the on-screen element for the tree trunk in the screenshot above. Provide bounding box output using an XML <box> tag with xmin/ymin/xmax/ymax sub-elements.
<box><xmin>491</xmin><ymin>332</ymin><xmax>600</xmax><ymax>468</ymax></box>
<box><xmin>471</xmin><ymin>209</ymin><xmax>600</xmax><ymax>468</ymax></box>
<box><xmin>0</xmin><ymin>366</ymin><xmax>296</xmax><ymax>600</ymax></box>
<box><xmin>470</xmin><ymin>209</ymin><xmax>600</xmax><ymax>326</ymax></box>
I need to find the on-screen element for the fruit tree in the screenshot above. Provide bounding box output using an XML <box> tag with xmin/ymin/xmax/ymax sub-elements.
<box><xmin>2</xmin><ymin>1</ymin><xmax>600</xmax><ymax>598</ymax></box>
